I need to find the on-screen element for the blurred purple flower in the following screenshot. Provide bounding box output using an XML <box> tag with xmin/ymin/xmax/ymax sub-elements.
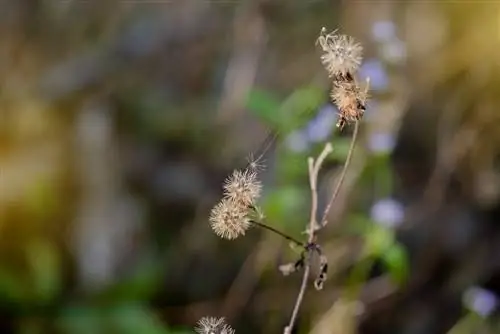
<box><xmin>286</xmin><ymin>130</ymin><xmax>310</xmax><ymax>153</ymax></box>
<box><xmin>359</xmin><ymin>59</ymin><xmax>388</xmax><ymax>91</ymax></box>
<box><xmin>368</xmin><ymin>132</ymin><xmax>396</xmax><ymax>154</ymax></box>
<box><xmin>464</xmin><ymin>287</ymin><xmax>498</xmax><ymax>318</ymax></box>
<box><xmin>372</xmin><ymin>21</ymin><xmax>396</xmax><ymax>43</ymax></box>
<box><xmin>306</xmin><ymin>104</ymin><xmax>337</xmax><ymax>142</ymax></box>
<box><xmin>370</xmin><ymin>198</ymin><xmax>404</xmax><ymax>228</ymax></box>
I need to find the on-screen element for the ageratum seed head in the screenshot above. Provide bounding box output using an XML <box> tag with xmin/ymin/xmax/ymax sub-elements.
<box><xmin>317</xmin><ymin>28</ymin><xmax>363</xmax><ymax>77</ymax></box>
<box><xmin>223</xmin><ymin>168</ymin><xmax>262</xmax><ymax>207</ymax></box>
<box><xmin>195</xmin><ymin>317</ymin><xmax>234</xmax><ymax>334</ymax></box>
<box><xmin>209</xmin><ymin>198</ymin><xmax>251</xmax><ymax>240</ymax></box>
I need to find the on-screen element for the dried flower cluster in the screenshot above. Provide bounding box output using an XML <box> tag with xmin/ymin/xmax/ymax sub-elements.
<box><xmin>195</xmin><ymin>317</ymin><xmax>235</xmax><ymax>334</ymax></box>
<box><xmin>317</xmin><ymin>27</ymin><xmax>369</xmax><ymax>130</ymax></box>
<box><xmin>209</xmin><ymin>167</ymin><xmax>262</xmax><ymax>240</ymax></box>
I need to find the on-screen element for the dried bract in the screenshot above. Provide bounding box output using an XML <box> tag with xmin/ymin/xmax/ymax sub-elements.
<box><xmin>209</xmin><ymin>198</ymin><xmax>251</xmax><ymax>240</ymax></box>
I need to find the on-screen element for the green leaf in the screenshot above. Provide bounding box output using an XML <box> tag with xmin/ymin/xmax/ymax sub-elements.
<box><xmin>381</xmin><ymin>244</ymin><xmax>409</xmax><ymax>285</ymax></box>
<box><xmin>107</xmin><ymin>304</ymin><xmax>170</xmax><ymax>334</ymax></box>
<box><xmin>98</xmin><ymin>256</ymin><xmax>162</xmax><ymax>303</ymax></box>
<box><xmin>363</xmin><ymin>225</ymin><xmax>395</xmax><ymax>257</ymax></box>
<box><xmin>344</xmin><ymin>214</ymin><xmax>373</xmax><ymax>235</ymax></box>
<box><xmin>246</xmin><ymin>89</ymin><xmax>282</xmax><ymax>128</ymax></box>
<box><xmin>262</xmin><ymin>186</ymin><xmax>307</xmax><ymax>232</ymax></box>
<box><xmin>57</xmin><ymin>306</ymin><xmax>104</xmax><ymax>334</ymax></box>
<box><xmin>278</xmin><ymin>151</ymin><xmax>308</xmax><ymax>182</ymax></box>
<box><xmin>278</xmin><ymin>86</ymin><xmax>324</xmax><ymax>132</ymax></box>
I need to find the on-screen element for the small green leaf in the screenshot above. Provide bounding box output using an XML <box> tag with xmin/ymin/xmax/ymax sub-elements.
<box><xmin>246</xmin><ymin>89</ymin><xmax>282</xmax><ymax>128</ymax></box>
<box><xmin>364</xmin><ymin>225</ymin><xmax>395</xmax><ymax>257</ymax></box>
<box><xmin>263</xmin><ymin>186</ymin><xmax>307</xmax><ymax>232</ymax></box>
<box><xmin>278</xmin><ymin>86</ymin><xmax>323</xmax><ymax>132</ymax></box>
<box><xmin>381</xmin><ymin>244</ymin><xmax>409</xmax><ymax>284</ymax></box>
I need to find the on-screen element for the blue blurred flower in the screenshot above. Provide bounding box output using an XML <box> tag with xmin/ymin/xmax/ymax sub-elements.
<box><xmin>464</xmin><ymin>287</ymin><xmax>498</xmax><ymax>318</ymax></box>
<box><xmin>370</xmin><ymin>198</ymin><xmax>404</xmax><ymax>228</ymax></box>
<box><xmin>359</xmin><ymin>59</ymin><xmax>388</xmax><ymax>92</ymax></box>
<box><xmin>368</xmin><ymin>132</ymin><xmax>396</xmax><ymax>154</ymax></box>
<box><xmin>306</xmin><ymin>104</ymin><xmax>337</xmax><ymax>143</ymax></box>
<box><xmin>372</xmin><ymin>21</ymin><xmax>396</xmax><ymax>43</ymax></box>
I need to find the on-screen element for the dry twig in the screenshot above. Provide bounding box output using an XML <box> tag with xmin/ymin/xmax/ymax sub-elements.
<box><xmin>284</xmin><ymin>143</ymin><xmax>333</xmax><ymax>334</ymax></box>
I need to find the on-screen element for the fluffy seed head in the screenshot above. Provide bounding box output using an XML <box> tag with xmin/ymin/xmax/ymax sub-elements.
<box><xmin>209</xmin><ymin>198</ymin><xmax>251</xmax><ymax>240</ymax></box>
<box><xmin>331</xmin><ymin>78</ymin><xmax>369</xmax><ymax>129</ymax></box>
<box><xmin>195</xmin><ymin>317</ymin><xmax>235</xmax><ymax>334</ymax></box>
<box><xmin>223</xmin><ymin>169</ymin><xmax>262</xmax><ymax>207</ymax></box>
<box><xmin>317</xmin><ymin>27</ymin><xmax>363</xmax><ymax>77</ymax></box>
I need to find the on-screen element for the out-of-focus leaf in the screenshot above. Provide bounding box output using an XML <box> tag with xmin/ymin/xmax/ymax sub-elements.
<box><xmin>344</xmin><ymin>214</ymin><xmax>373</xmax><ymax>235</ymax></box>
<box><xmin>279</xmin><ymin>151</ymin><xmax>309</xmax><ymax>181</ymax></box>
<box><xmin>278</xmin><ymin>86</ymin><xmax>323</xmax><ymax>132</ymax></box>
<box><xmin>26</xmin><ymin>239</ymin><xmax>61</xmax><ymax>303</ymax></box>
<box><xmin>247</xmin><ymin>86</ymin><xmax>324</xmax><ymax>133</ymax></box>
<box><xmin>246</xmin><ymin>89</ymin><xmax>282</xmax><ymax>128</ymax></box>
<box><xmin>327</xmin><ymin>137</ymin><xmax>353</xmax><ymax>162</ymax></box>
<box><xmin>0</xmin><ymin>268</ymin><xmax>28</xmax><ymax>303</ymax></box>
<box><xmin>363</xmin><ymin>224</ymin><xmax>395</xmax><ymax>257</ymax></box>
<box><xmin>262</xmin><ymin>186</ymin><xmax>307</xmax><ymax>233</ymax></box>
<box><xmin>107</xmin><ymin>304</ymin><xmax>171</xmax><ymax>334</ymax></box>
<box><xmin>98</xmin><ymin>255</ymin><xmax>162</xmax><ymax>303</ymax></box>
<box><xmin>57</xmin><ymin>306</ymin><xmax>104</xmax><ymax>334</ymax></box>
<box><xmin>381</xmin><ymin>244</ymin><xmax>409</xmax><ymax>285</ymax></box>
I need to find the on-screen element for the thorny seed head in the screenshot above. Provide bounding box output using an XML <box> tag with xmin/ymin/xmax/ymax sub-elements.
<box><xmin>195</xmin><ymin>317</ymin><xmax>235</xmax><ymax>334</ymax></box>
<box><xmin>223</xmin><ymin>168</ymin><xmax>262</xmax><ymax>207</ymax></box>
<box><xmin>317</xmin><ymin>27</ymin><xmax>363</xmax><ymax>77</ymax></box>
<box><xmin>209</xmin><ymin>198</ymin><xmax>251</xmax><ymax>240</ymax></box>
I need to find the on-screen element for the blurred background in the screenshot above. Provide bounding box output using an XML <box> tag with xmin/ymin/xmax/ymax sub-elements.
<box><xmin>1</xmin><ymin>1</ymin><xmax>500</xmax><ymax>333</ymax></box>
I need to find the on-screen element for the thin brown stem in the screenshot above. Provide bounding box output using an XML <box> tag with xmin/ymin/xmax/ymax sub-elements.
<box><xmin>250</xmin><ymin>220</ymin><xmax>304</xmax><ymax>247</ymax></box>
<box><xmin>284</xmin><ymin>259</ymin><xmax>311</xmax><ymax>334</ymax></box>
<box><xmin>284</xmin><ymin>143</ymin><xmax>333</xmax><ymax>334</ymax></box>
<box><xmin>319</xmin><ymin>120</ymin><xmax>360</xmax><ymax>227</ymax></box>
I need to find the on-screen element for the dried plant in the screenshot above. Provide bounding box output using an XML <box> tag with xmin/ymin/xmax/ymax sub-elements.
<box><xmin>195</xmin><ymin>317</ymin><xmax>235</xmax><ymax>334</ymax></box>
<box><xmin>203</xmin><ymin>27</ymin><xmax>367</xmax><ymax>334</ymax></box>
<box><xmin>317</xmin><ymin>27</ymin><xmax>369</xmax><ymax>130</ymax></box>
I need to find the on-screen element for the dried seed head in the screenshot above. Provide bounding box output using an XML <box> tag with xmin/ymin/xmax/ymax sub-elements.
<box><xmin>195</xmin><ymin>317</ymin><xmax>234</xmax><ymax>334</ymax></box>
<box><xmin>331</xmin><ymin>78</ymin><xmax>369</xmax><ymax>129</ymax></box>
<box><xmin>209</xmin><ymin>198</ymin><xmax>251</xmax><ymax>240</ymax></box>
<box><xmin>317</xmin><ymin>28</ymin><xmax>363</xmax><ymax>77</ymax></box>
<box><xmin>223</xmin><ymin>169</ymin><xmax>262</xmax><ymax>207</ymax></box>
<box><xmin>221</xmin><ymin>324</ymin><xmax>236</xmax><ymax>334</ymax></box>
